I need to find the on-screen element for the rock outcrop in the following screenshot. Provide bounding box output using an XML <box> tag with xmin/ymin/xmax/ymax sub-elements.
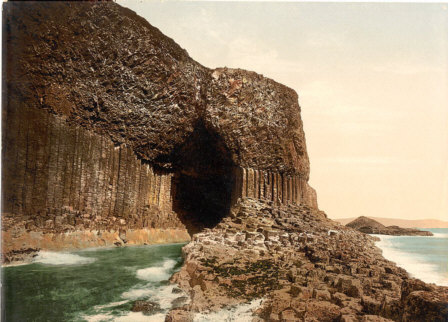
<box><xmin>2</xmin><ymin>1</ymin><xmax>316</xmax><ymax>262</ymax></box>
<box><xmin>171</xmin><ymin>198</ymin><xmax>448</xmax><ymax>321</ymax></box>
<box><xmin>3</xmin><ymin>2</ymin><xmax>447</xmax><ymax>321</ymax></box>
<box><xmin>346</xmin><ymin>217</ymin><xmax>433</xmax><ymax>236</ymax></box>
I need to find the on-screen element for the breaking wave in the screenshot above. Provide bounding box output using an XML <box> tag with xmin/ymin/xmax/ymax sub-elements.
<box><xmin>84</xmin><ymin>284</ymin><xmax>188</xmax><ymax>321</ymax></box>
<box><xmin>93</xmin><ymin>300</ymin><xmax>130</xmax><ymax>311</ymax></box>
<box><xmin>122</xmin><ymin>283</ymin><xmax>188</xmax><ymax>310</ymax></box>
<box><xmin>374</xmin><ymin>235</ymin><xmax>448</xmax><ymax>286</ymax></box>
<box><xmin>83</xmin><ymin>312</ymin><xmax>166</xmax><ymax>322</ymax></box>
<box><xmin>432</xmin><ymin>232</ymin><xmax>448</xmax><ymax>239</ymax></box>
<box><xmin>33</xmin><ymin>251</ymin><xmax>95</xmax><ymax>265</ymax></box>
<box><xmin>193</xmin><ymin>298</ymin><xmax>264</xmax><ymax>322</ymax></box>
<box><xmin>135</xmin><ymin>259</ymin><xmax>177</xmax><ymax>282</ymax></box>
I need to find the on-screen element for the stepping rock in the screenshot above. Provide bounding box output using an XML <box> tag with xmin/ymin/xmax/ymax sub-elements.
<box><xmin>172</xmin><ymin>287</ymin><xmax>183</xmax><ymax>294</ymax></box>
<box><xmin>131</xmin><ymin>300</ymin><xmax>162</xmax><ymax>315</ymax></box>
<box><xmin>171</xmin><ymin>296</ymin><xmax>189</xmax><ymax>308</ymax></box>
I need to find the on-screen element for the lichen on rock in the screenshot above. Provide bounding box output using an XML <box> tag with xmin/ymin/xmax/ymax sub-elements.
<box><xmin>2</xmin><ymin>2</ymin><xmax>447</xmax><ymax>321</ymax></box>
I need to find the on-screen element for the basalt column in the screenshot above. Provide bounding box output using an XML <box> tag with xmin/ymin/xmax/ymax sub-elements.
<box><xmin>3</xmin><ymin>1</ymin><xmax>318</xmax><ymax>258</ymax></box>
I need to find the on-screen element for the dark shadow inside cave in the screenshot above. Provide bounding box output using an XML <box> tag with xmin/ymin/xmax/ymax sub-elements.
<box><xmin>171</xmin><ymin>121</ymin><xmax>236</xmax><ymax>235</ymax></box>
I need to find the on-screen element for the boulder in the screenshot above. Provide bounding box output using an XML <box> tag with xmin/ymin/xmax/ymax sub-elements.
<box><xmin>131</xmin><ymin>300</ymin><xmax>162</xmax><ymax>315</ymax></box>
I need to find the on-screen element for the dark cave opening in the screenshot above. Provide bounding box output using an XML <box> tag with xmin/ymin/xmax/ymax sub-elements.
<box><xmin>171</xmin><ymin>122</ymin><xmax>236</xmax><ymax>235</ymax></box>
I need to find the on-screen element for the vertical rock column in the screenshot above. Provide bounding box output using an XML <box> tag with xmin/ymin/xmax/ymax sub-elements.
<box><xmin>2</xmin><ymin>105</ymin><xmax>181</xmax><ymax>231</ymax></box>
<box><xmin>231</xmin><ymin>166</ymin><xmax>317</xmax><ymax>209</ymax></box>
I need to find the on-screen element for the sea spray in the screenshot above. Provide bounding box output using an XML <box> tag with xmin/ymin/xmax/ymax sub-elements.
<box><xmin>374</xmin><ymin>230</ymin><xmax>448</xmax><ymax>286</ymax></box>
<box><xmin>432</xmin><ymin>232</ymin><xmax>448</xmax><ymax>239</ymax></box>
<box><xmin>121</xmin><ymin>283</ymin><xmax>189</xmax><ymax>309</ymax></box>
<box><xmin>83</xmin><ymin>311</ymin><xmax>166</xmax><ymax>322</ymax></box>
<box><xmin>136</xmin><ymin>258</ymin><xmax>177</xmax><ymax>282</ymax></box>
<box><xmin>193</xmin><ymin>298</ymin><xmax>264</xmax><ymax>322</ymax></box>
<box><xmin>93</xmin><ymin>300</ymin><xmax>130</xmax><ymax>311</ymax></box>
<box><xmin>4</xmin><ymin>243</ymin><xmax>186</xmax><ymax>322</ymax></box>
<box><xmin>114</xmin><ymin>312</ymin><xmax>166</xmax><ymax>322</ymax></box>
<box><xmin>33</xmin><ymin>251</ymin><xmax>96</xmax><ymax>265</ymax></box>
<box><xmin>84</xmin><ymin>255</ymin><xmax>188</xmax><ymax>321</ymax></box>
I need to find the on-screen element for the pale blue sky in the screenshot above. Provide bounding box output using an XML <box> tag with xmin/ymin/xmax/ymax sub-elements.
<box><xmin>117</xmin><ymin>1</ymin><xmax>448</xmax><ymax>221</ymax></box>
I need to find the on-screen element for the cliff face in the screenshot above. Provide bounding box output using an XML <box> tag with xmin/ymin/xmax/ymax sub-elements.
<box><xmin>4</xmin><ymin>1</ymin><xmax>206</xmax><ymax>166</ymax></box>
<box><xmin>2</xmin><ymin>1</ymin><xmax>317</xmax><ymax>259</ymax></box>
<box><xmin>4</xmin><ymin>3</ymin><xmax>448</xmax><ymax>321</ymax></box>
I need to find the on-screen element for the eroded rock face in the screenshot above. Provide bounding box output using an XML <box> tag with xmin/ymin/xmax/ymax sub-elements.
<box><xmin>4</xmin><ymin>1</ymin><xmax>310</xmax><ymax>176</ymax></box>
<box><xmin>2</xmin><ymin>1</ymin><xmax>317</xmax><ymax>257</ymax></box>
<box><xmin>3</xmin><ymin>2</ymin><xmax>447</xmax><ymax>321</ymax></box>
<box><xmin>171</xmin><ymin>198</ymin><xmax>448</xmax><ymax>321</ymax></box>
<box><xmin>4</xmin><ymin>1</ymin><xmax>206</xmax><ymax>166</ymax></box>
<box><xmin>206</xmin><ymin>68</ymin><xmax>310</xmax><ymax>177</ymax></box>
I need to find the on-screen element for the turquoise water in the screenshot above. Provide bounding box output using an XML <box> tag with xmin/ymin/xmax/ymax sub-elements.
<box><xmin>374</xmin><ymin>228</ymin><xmax>448</xmax><ymax>286</ymax></box>
<box><xmin>2</xmin><ymin>243</ymin><xmax>187</xmax><ymax>322</ymax></box>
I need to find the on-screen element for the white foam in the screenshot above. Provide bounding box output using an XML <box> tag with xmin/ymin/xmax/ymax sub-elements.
<box><xmin>374</xmin><ymin>235</ymin><xmax>448</xmax><ymax>286</ymax></box>
<box><xmin>82</xmin><ymin>258</ymin><xmax>185</xmax><ymax>321</ymax></box>
<box><xmin>82</xmin><ymin>313</ymin><xmax>114</xmax><ymax>322</ymax></box>
<box><xmin>432</xmin><ymin>232</ymin><xmax>448</xmax><ymax>238</ymax></box>
<box><xmin>121</xmin><ymin>287</ymin><xmax>154</xmax><ymax>300</ymax></box>
<box><xmin>2</xmin><ymin>261</ymin><xmax>32</xmax><ymax>267</ymax></box>
<box><xmin>121</xmin><ymin>284</ymin><xmax>188</xmax><ymax>310</ymax></box>
<box><xmin>135</xmin><ymin>259</ymin><xmax>176</xmax><ymax>282</ymax></box>
<box><xmin>114</xmin><ymin>312</ymin><xmax>166</xmax><ymax>322</ymax></box>
<box><xmin>194</xmin><ymin>298</ymin><xmax>263</xmax><ymax>322</ymax></box>
<box><xmin>33</xmin><ymin>251</ymin><xmax>96</xmax><ymax>265</ymax></box>
<box><xmin>93</xmin><ymin>300</ymin><xmax>129</xmax><ymax>310</ymax></box>
<box><xmin>82</xmin><ymin>309</ymin><xmax>166</xmax><ymax>322</ymax></box>
<box><xmin>81</xmin><ymin>246</ymin><xmax>116</xmax><ymax>252</ymax></box>
<box><xmin>150</xmin><ymin>284</ymin><xmax>189</xmax><ymax>310</ymax></box>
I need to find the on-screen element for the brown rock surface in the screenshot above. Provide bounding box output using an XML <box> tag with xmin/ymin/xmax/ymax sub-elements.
<box><xmin>131</xmin><ymin>300</ymin><xmax>162</xmax><ymax>315</ymax></box>
<box><xmin>170</xmin><ymin>198</ymin><xmax>448</xmax><ymax>321</ymax></box>
<box><xmin>2</xmin><ymin>1</ymin><xmax>317</xmax><ymax>257</ymax></box>
<box><xmin>3</xmin><ymin>3</ymin><xmax>447</xmax><ymax>321</ymax></box>
<box><xmin>3</xmin><ymin>1</ymin><xmax>310</xmax><ymax>176</ymax></box>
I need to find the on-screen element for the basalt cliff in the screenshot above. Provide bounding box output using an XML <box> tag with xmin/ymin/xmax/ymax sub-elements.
<box><xmin>2</xmin><ymin>1</ymin><xmax>315</xmax><ymax>260</ymax></box>
<box><xmin>2</xmin><ymin>2</ymin><xmax>447</xmax><ymax>321</ymax></box>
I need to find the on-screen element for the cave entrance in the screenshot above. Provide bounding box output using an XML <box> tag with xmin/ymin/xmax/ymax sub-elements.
<box><xmin>171</xmin><ymin>122</ymin><xmax>235</xmax><ymax>235</ymax></box>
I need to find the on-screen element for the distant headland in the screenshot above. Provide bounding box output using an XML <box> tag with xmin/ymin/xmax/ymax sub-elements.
<box><xmin>345</xmin><ymin>216</ymin><xmax>433</xmax><ymax>236</ymax></box>
<box><xmin>334</xmin><ymin>216</ymin><xmax>448</xmax><ymax>229</ymax></box>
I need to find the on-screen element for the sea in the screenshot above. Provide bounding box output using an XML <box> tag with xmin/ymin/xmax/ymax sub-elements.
<box><xmin>373</xmin><ymin>228</ymin><xmax>448</xmax><ymax>286</ymax></box>
<box><xmin>1</xmin><ymin>243</ymin><xmax>261</xmax><ymax>322</ymax></box>
<box><xmin>2</xmin><ymin>230</ymin><xmax>447</xmax><ymax>321</ymax></box>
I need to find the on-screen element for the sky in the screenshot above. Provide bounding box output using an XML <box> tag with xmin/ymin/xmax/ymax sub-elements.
<box><xmin>117</xmin><ymin>1</ymin><xmax>448</xmax><ymax>221</ymax></box>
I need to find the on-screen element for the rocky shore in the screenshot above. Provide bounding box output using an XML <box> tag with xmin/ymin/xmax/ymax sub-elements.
<box><xmin>3</xmin><ymin>3</ymin><xmax>447</xmax><ymax>321</ymax></box>
<box><xmin>168</xmin><ymin>198</ymin><xmax>448</xmax><ymax>321</ymax></box>
<box><xmin>346</xmin><ymin>217</ymin><xmax>433</xmax><ymax>236</ymax></box>
<box><xmin>1</xmin><ymin>227</ymin><xmax>190</xmax><ymax>266</ymax></box>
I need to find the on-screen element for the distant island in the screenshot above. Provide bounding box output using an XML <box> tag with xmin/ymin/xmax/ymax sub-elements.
<box><xmin>334</xmin><ymin>216</ymin><xmax>448</xmax><ymax>228</ymax></box>
<box><xmin>346</xmin><ymin>216</ymin><xmax>433</xmax><ymax>236</ymax></box>
<box><xmin>3</xmin><ymin>2</ymin><xmax>447</xmax><ymax>321</ymax></box>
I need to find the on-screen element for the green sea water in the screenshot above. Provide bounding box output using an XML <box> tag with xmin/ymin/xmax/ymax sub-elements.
<box><xmin>374</xmin><ymin>228</ymin><xmax>448</xmax><ymax>286</ymax></box>
<box><xmin>2</xmin><ymin>243</ymin><xmax>186</xmax><ymax>322</ymax></box>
